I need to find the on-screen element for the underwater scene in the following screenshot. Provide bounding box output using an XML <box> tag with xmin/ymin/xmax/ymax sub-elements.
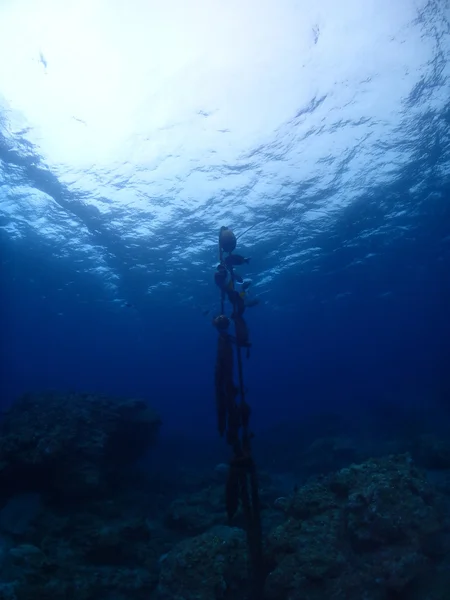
<box><xmin>1</xmin><ymin>1</ymin><xmax>450</xmax><ymax>599</ymax></box>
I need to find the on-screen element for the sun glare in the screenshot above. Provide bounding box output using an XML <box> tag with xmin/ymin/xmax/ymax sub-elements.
<box><xmin>0</xmin><ymin>0</ymin><xmax>315</xmax><ymax>166</ymax></box>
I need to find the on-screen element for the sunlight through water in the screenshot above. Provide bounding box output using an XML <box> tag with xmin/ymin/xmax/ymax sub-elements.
<box><xmin>0</xmin><ymin>0</ymin><xmax>449</xmax><ymax>306</ymax></box>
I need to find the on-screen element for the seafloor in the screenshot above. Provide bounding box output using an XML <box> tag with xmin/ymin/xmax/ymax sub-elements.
<box><xmin>1</xmin><ymin>392</ymin><xmax>449</xmax><ymax>600</ymax></box>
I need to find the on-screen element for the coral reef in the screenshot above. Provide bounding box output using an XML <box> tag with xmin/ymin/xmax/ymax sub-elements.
<box><xmin>164</xmin><ymin>486</ymin><xmax>225</xmax><ymax>535</ymax></box>
<box><xmin>265</xmin><ymin>454</ymin><xmax>448</xmax><ymax>599</ymax></box>
<box><xmin>0</xmin><ymin>391</ymin><xmax>161</xmax><ymax>501</ymax></box>
<box><xmin>1</xmin><ymin>391</ymin><xmax>450</xmax><ymax>600</ymax></box>
<box><xmin>157</xmin><ymin>525</ymin><xmax>248</xmax><ymax>600</ymax></box>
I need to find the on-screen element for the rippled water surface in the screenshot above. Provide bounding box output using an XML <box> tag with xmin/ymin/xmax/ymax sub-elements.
<box><xmin>1</xmin><ymin>0</ymin><xmax>449</xmax><ymax>423</ymax></box>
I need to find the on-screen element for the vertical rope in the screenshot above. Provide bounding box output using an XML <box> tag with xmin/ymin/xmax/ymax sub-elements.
<box><xmin>215</xmin><ymin>226</ymin><xmax>266</xmax><ymax>600</ymax></box>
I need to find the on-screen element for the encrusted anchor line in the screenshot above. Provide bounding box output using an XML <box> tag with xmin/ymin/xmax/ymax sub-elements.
<box><xmin>212</xmin><ymin>226</ymin><xmax>266</xmax><ymax>600</ymax></box>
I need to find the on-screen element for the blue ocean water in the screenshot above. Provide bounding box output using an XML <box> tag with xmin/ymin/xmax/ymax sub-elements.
<box><xmin>0</xmin><ymin>0</ymin><xmax>449</xmax><ymax>440</ymax></box>
<box><xmin>1</xmin><ymin>3</ymin><xmax>450</xmax><ymax>599</ymax></box>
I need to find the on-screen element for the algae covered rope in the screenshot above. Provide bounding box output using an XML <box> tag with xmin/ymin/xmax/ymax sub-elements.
<box><xmin>212</xmin><ymin>226</ymin><xmax>266</xmax><ymax>600</ymax></box>
<box><xmin>233</xmin><ymin>341</ymin><xmax>265</xmax><ymax>600</ymax></box>
<box><xmin>217</xmin><ymin>225</ymin><xmax>231</xmax><ymax>315</ymax></box>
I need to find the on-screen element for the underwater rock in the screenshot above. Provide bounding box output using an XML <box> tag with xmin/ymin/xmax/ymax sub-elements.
<box><xmin>265</xmin><ymin>453</ymin><xmax>447</xmax><ymax>600</ymax></box>
<box><xmin>0</xmin><ymin>493</ymin><xmax>42</xmax><ymax>537</ymax></box>
<box><xmin>164</xmin><ymin>485</ymin><xmax>225</xmax><ymax>535</ymax></box>
<box><xmin>413</xmin><ymin>434</ymin><xmax>450</xmax><ymax>470</ymax></box>
<box><xmin>0</xmin><ymin>493</ymin><xmax>41</xmax><ymax>536</ymax></box>
<box><xmin>0</xmin><ymin>391</ymin><xmax>161</xmax><ymax>500</ymax></box>
<box><xmin>0</xmin><ymin>582</ymin><xmax>16</xmax><ymax>600</ymax></box>
<box><xmin>405</xmin><ymin>561</ymin><xmax>450</xmax><ymax>599</ymax></box>
<box><xmin>0</xmin><ymin>542</ymin><xmax>56</xmax><ymax>598</ymax></box>
<box><xmin>10</xmin><ymin>564</ymin><xmax>156</xmax><ymax>600</ymax></box>
<box><xmin>0</xmin><ymin>533</ymin><xmax>11</xmax><ymax>569</ymax></box>
<box><xmin>302</xmin><ymin>435</ymin><xmax>359</xmax><ymax>475</ymax></box>
<box><xmin>336</xmin><ymin>456</ymin><xmax>439</xmax><ymax>553</ymax></box>
<box><xmin>283</xmin><ymin>481</ymin><xmax>338</xmax><ymax>520</ymax></box>
<box><xmin>213</xmin><ymin>462</ymin><xmax>229</xmax><ymax>480</ymax></box>
<box><xmin>9</xmin><ymin>543</ymin><xmax>47</xmax><ymax>569</ymax></box>
<box><xmin>156</xmin><ymin>525</ymin><xmax>248</xmax><ymax>600</ymax></box>
<box><xmin>77</xmin><ymin>517</ymin><xmax>153</xmax><ymax>566</ymax></box>
<box><xmin>1</xmin><ymin>505</ymin><xmax>166</xmax><ymax>600</ymax></box>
